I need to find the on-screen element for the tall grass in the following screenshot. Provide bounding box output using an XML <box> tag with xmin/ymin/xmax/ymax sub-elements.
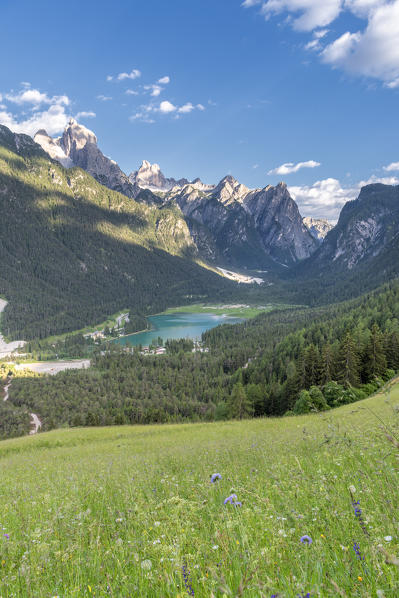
<box><xmin>1</xmin><ymin>384</ymin><xmax>399</xmax><ymax>596</ymax></box>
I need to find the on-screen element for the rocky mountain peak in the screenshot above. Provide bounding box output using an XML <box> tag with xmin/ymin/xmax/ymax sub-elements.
<box><xmin>303</xmin><ymin>217</ymin><xmax>333</xmax><ymax>242</ymax></box>
<box><xmin>61</xmin><ymin>119</ymin><xmax>97</xmax><ymax>155</ymax></box>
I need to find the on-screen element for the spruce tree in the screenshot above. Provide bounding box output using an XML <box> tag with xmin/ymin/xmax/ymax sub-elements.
<box><xmin>364</xmin><ymin>323</ymin><xmax>387</xmax><ymax>381</ymax></box>
<box><xmin>227</xmin><ymin>382</ymin><xmax>253</xmax><ymax>419</ymax></box>
<box><xmin>337</xmin><ymin>331</ymin><xmax>360</xmax><ymax>387</ymax></box>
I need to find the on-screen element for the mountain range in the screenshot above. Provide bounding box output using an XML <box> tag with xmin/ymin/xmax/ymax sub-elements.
<box><xmin>34</xmin><ymin>120</ymin><xmax>324</xmax><ymax>268</ymax></box>
<box><xmin>0</xmin><ymin>119</ymin><xmax>398</xmax><ymax>340</ymax></box>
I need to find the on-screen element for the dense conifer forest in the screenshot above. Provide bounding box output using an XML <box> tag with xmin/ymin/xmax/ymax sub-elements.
<box><xmin>2</xmin><ymin>280</ymin><xmax>398</xmax><ymax>439</ymax></box>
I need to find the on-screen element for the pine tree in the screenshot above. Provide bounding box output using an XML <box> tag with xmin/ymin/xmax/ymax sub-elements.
<box><xmin>363</xmin><ymin>323</ymin><xmax>387</xmax><ymax>381</ymax></box>
<box><xmin>337</xmin><ymin>331</ymin><xmax>360</xmax><ymax>387</ymax></box>
<box><xmin>319</xmin><ymin>344</ymin><xmax>335</xmax><ymax>384</ymax></box>
<box><xmin>227</xmin><ymin>382</ymin><xmax>253</xmax><ymax>419</ymax></box>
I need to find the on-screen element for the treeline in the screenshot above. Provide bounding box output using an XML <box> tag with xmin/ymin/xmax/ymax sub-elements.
<box><xmin>3</xmin><ymin>280</ymin><xmax>399</xmax><ymax>438</ymax></box>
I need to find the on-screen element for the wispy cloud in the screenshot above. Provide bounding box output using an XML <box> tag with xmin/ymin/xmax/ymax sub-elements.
<box><xmin>75</xmin><ymin>111</ymin><xmax>96</xmax><ymax>119</ymax></box>
<box><xmin>268</xmin><ymin>160</ymin><xmax>321</xmax><ymax>175</ymax></box>
<box><xmin>107</xmin><ymin>69</ymin><xmax>141</xmax><ymax>82</ymax></box>
<box><xmin>131</xmin><ymin>99</ymin><xmax>205</xmax><ymax>123</ymax></box>
<box><xmin>158</xmin><ymin>76</ymin><xmax>170</xmax><ymax>85</ymax></box>
<box><xmin>383</xmin><ymin>161</ymin><xmax>399</xmax><ymax>172</ymax></box>
<box><xmin>244</xmin><ymin>1</ymin><xmax>399</xmax><ymax>88</ymax></box>
<box><xmin>97</xmin><ymin>95</ymin><xmax>112</xmax><ymax>101</ymax></box>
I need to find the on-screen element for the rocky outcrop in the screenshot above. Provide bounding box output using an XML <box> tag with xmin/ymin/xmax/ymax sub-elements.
<box><xmin>303</xmin><ymin>217</ymin><xmax>333</xmax><ymax>242</ymax></box>
<box><xmin>305</xmin><ymin>184</ymin><xmax>399</xmax><ymax>271</ymax></box>
<box><xmin>129</xmin><ymin>160</ymin><xmax>212</xmax><ymax>193</ymax></box>
<box><xmin>166</xmin><ymin>177</ymin><xmax>317</xmax><ymax>267</ymax></box>
<box><xmin>34</xmin><ymin>120</ymin><xmax>141</xmax><ymax>199</ymax></box>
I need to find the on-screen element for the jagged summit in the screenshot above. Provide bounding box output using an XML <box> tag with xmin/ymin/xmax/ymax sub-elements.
<box><xmin>303</xmin><ymin>217</ymin><xmax>333</xmax><ymax>242</ymax></box>
<box><xmin>129</xmin><ymin>160</ymin><xmax>192</xmax><ymax>192</ymax></box>
<box><xmin>34</xmin><ymin>121</ymin><xmax>140</xmax><ymax>199</ymax></box>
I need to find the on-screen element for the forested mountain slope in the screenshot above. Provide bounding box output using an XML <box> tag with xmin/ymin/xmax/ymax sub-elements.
<box><xmin>283</xmin><ymin>184</ymin><xmax>399</xmax><ymax>305</ymax></box>
<box><xmin>0</xmin><ymin>125</ymin><xmax>237</xmax><ymax>339</ymax></box>
<box><xmin>4</xmin><ymin>279</ymin><xmax>398</xmax><ymax>436</ymax></box>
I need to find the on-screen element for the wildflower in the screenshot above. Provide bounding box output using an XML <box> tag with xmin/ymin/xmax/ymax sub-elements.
<box><xmin>320</xmin><ymin>534</ymin><xmax>326</xmax><ymax>539</ymax></box>
<box><xmin>212</xmin><ymin>545</ymin><xmax>219</xmax><ymax>550</ymax></box>
<box><xmin>210</xmin><ymin>473</ymin><xmax>222</xmax><ymax>483</ymax></box>
<box><xmin>384</xmin><ymin>536</ymin><xmax>393</xmax><ymax>542</ymax></box>
<box><xmin>234</xmin><ymin>501</ymin><xmax>242</xmax><ymax>507</ymax></box>
<box><xmin>182</xmin><ymin>560</ymin><xmax>195</xmax><ymax>596</ymax></box>
<box><xmin>349</xmin><ymin>485</ymin><xmax>356</xmax><ymax>494</ymax></box>
<box><xmin>3</xmin><ymin>534</ymin><xmax>9</xmax><ymax>540</ymax></box>
<box><xmin>353</xmin><ymin>542</ymin><xmax>364</xmax><ymax>560</ymax></box>
<box><xmin>224</xmin><ymin>494</ymin><xmax>237</xmax><ymax>504</ymax></box>
<box><xmin>141</xmin><ymin>559</ymin><xmax>152</xmax><ymax>570</ymax></box>
<box><xmin>358</xmin><ymin>576</ymin><xmax>363</xmax><ymax>581</ymax></box>
<box><xmin>115</xmin><ymin>518</ymin><xmax>123</xmax><ymax>523</ymax></box>
<box><xmin>300</xmin><ymin>535</ymin><xmax>313</xmax><ymax>545</ymax></box>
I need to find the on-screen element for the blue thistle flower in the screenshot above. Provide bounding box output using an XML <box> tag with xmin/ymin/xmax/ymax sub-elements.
<box><xmin>300</xmin><ymin>535</ymin><xmax>313</xmax><ymax>545</ymax></box>
<box><xmin>223</xmin><ymin>494</ymin><xmax>238</xmax><ymax>505</ymax></box>
<box><xmin>210</xmin><ymin>473</ymin><xmax>222</xmax><ymax>483</ymax></box>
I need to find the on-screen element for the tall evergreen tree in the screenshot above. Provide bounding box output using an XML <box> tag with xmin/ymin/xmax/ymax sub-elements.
<box><xmin>337</xmin><ymin>331</ymin><xmax>360</xmax><ymax>387</ymax></box>
<box><xmin>363</xmin><ymin>323</ymin><xmax>387</xmax><ymax>380</ymax></box>
<box><xmin>227</xmin><ymin>382</ymin><xmax>253</xmax><ymax>419</ymax></box>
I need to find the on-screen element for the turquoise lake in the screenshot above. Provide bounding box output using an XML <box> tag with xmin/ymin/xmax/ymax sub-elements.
<box><xmin>113</xmin><ymin>312</ymin><xmax>244</xmax><ymax>347</ymax></box>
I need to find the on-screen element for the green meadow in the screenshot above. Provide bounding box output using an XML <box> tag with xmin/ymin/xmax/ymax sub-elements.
<box><xmin>1</xmin><ymin>382</ymin><xmax>399</xmax><ymax>597</ymax></box>
<box><xmin>162</xmin><ymin>303</ymin><xmax>297</xmax><ymax>320</ymax></box>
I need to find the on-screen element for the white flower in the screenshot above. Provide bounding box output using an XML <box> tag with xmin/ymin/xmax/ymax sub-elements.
<box><xmin>154</xmin><ymin>521</ymin><xmax>161</xmax><ymax>527</ymax></box>
<box><xmin>384</xmin><ymin>536</ymin><xmax>393</xmax><ymax>542</ymax></box>
<box><xmin>115</xmin><ymin>518</ymin><xmax>123</xmax><ymax>523</ymax></box>
<box><xmin>349</xmin><ymin>485</ymin><xmax>356</xmax><ymax>494</ymax></box>
<box><xmin>212</xmin><ymin>545</ymin><xmax>219</xmax><ymax>550</ymax></box>
<box><xmin>141</xmin><ymin>559</ymin><xmax>152</xmax><ymax>570</ymax></box>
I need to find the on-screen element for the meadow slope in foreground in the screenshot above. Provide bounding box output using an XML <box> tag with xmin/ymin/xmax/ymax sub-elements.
<box><xmin>1</xmin><ymin>382</ymin><xmax>399</xmax><ymax>597</ymax></box>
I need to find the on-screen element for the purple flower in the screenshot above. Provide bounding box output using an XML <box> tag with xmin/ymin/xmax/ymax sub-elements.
<box><xmin>3</xmin><ymin>533</ymin><xmax>9</xmax><ymax>540</ymax></box>
<box><xmin>210</xmin><ymin>473</ymin><xmax>222</xmax><ymax>483</ymax></box>
<box><xmin>234</xmin><ymin>501</ymin><xmax>242</xmax><ymax>507</ymax></box>
<box><xmin>300</xmin><ymin>535</ymin><xmax>313</xmax><ymax>545</ymax></box>
<box><xmin>224</xmin><ymin>494</ymin><xmax>238</xmax><ymax>505</ymax></box>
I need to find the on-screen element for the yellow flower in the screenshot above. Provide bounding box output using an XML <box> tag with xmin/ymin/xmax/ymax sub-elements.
<box><xmin>1</xmin><ymin>560</ymin><xmax>5</xmax><ymax>566</ymax></box>
<box><xmin>236</xmin><ymin>540</ymin><xmax>240</xmax><ymax>545</ymax></box>
<box><xmin>88</xmin><ymin>586</ymin><xmax>92</xmax><ymax>593</ymax></box>
<box><xmin>358</xmin><ymin>576</ymin><xmax>363</xmax><ymax>582</ymax></box>
<box><xmin>320</xmin><ymin>534</ymin><xmax>326</xmax><ymax>538</ymax></box>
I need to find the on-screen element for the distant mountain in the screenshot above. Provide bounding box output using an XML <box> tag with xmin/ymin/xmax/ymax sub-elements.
<box><xmin>167</xmin><ymin>177</ymin><xmax>318</xmax><ymax>267</ymax></box>
<box><xmin>303</xmin><ymin>217</ymin><xmax>333</xmax><ymax>242</ymax></box>
<box><xmin>308</xmin><ymin>184</ymin><xmax>399</xmax><ymax>272</ymax></box>
<box><xmin>0</xmin><ymin>124</ymin><xmax>236</xmax><ymax>340</ymax></box>
<box><xmin>34</xmin><ymin>120</ymin><xmax>141</xmax><ymax>199</ymax></box>
<box><xmin>35</xmin><ymin>121</ymin><xmax>318</xmax><ymax>268</ymax></box>
<box><xmin>287</xmin><ymin>184</ymin><xmax>399</xmax><ymax>305</ymax></box>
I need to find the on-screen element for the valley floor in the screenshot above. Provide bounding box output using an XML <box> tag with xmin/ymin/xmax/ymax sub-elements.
<box><xmin>0</xmin><ymin>383</ymin><xmax>398</xmax><ymax>596</ymax></box>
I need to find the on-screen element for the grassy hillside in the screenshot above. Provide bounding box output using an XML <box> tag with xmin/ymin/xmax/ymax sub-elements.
<box><xmin>0</xmin><ymin>125</ymin><xmax>238</xmax><ymax>340</ymax></box>
<box><xmin>1</xmin><ymin>383</ymin><xmax>399</xmax><ymax>597</ymax></box>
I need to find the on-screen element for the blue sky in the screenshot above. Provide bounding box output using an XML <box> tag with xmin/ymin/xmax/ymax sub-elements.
<box><xmin>1</xmin><ymin>0</ymin><xmax>398</xmax><ymax>220</ymax></box>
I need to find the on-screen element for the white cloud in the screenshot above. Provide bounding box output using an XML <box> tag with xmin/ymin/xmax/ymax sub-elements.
<box><xmin>178</xmin><ymin>102</ymin><xmax>195</xmax><ymax>114</ymax></box>
<box><xmin>145</xmin><ymin>84</ymin><xmax>163</xmax><ymax>97</ymax></box>
<box><xmin>268</xmin><ymin>159</ymin><xmax>321</xmax><ymax>175</ymax></box>
<box><xmin>109</xmin><ymin>69</ymin><xmax>141</xmax><ymax>82</ymax></box>
<box><xmin>125</xmin><ymin>89</ymin><xmax>139</xmax><ymax>96</ymax></box>
<box><xmin>5</xmin><ymin>88</ymin><xmax>69</xmax><ymax>107</ymax></box>
<box><xmin>131</xmin><ymin>99</ymin><xmax>205</xmax><ymax>123</ymax></box>
<box><xmin>159</xmin><ymin>100</ymin><xmax>177</xmax><ymax>113</ymax></box>
<box><xmin>383</xmin><ymin>161</ymin><xmax>399</xmax><ymax>172</ymax></box>
<box><xmin>0</xmin><ymin>104</ymin><xmax>70</xmax><ymax>137</ymax></box>
<box><xmin>75</xmin><ymin>111</ymin><xmax>96</xmax><ymax>119</ymax></box>
<box><xmin>257</xmin><ymin>0</ymin><xmax>343</xmax><ymax>31</ymax></box>
<box><xmin>289</xmin><ymin>173</ymin><xmax>399</xmax><ymax>220</ymax></box>
<box><xmin>244</xmin><ymin>0</ymin><xmax>399</xmax><ymax>87</ymax></box>
<box><xmin>0</xmin><ymin>86</ymin><xmax>73</xmax><ymax>136</ymax></box>
<box><xmin>158</xmin><ymin>76</ymin><xmax>170</xmax><ymax>84</ymax></box>
<box><xmin>97</xmin><ymin>94</ymin><xmax>112</xmax><ymax>101</ymax></box>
